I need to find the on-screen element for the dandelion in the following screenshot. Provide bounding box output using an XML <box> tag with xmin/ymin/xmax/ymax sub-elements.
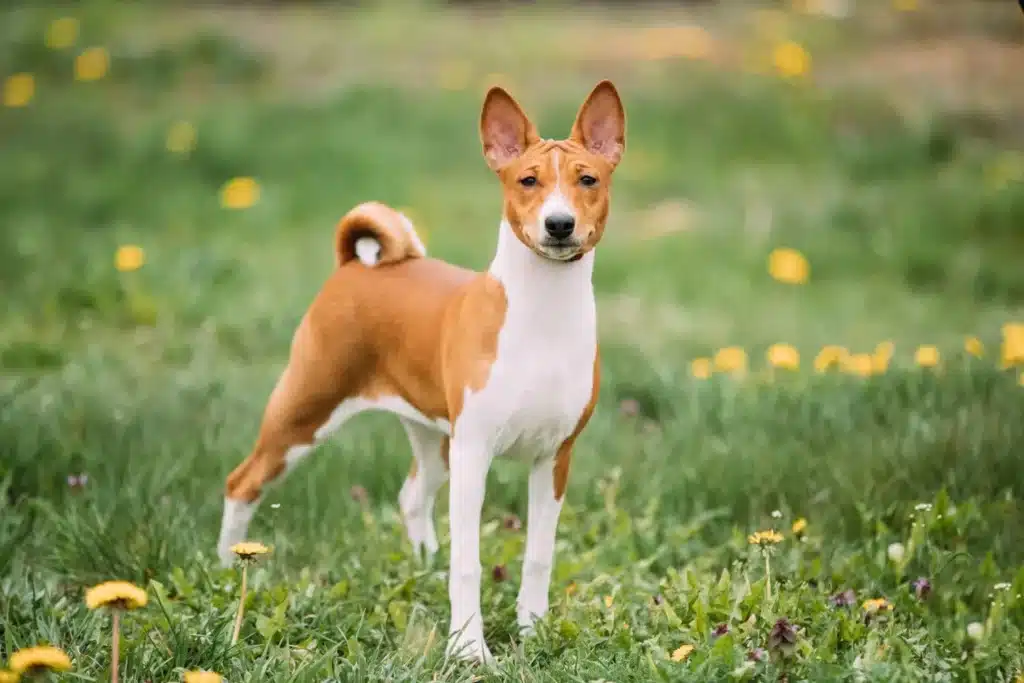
<box><xmin>229</xmin><ymin>541</ymin><xmax>272</xmax><ymax>645</ymax></box>
<box><xmin>791</xmin><ymin>517</ymin><xmax>807</xmax><ymax>535</ymax></box>
<box><xmin>714</xmin><ymin>346</ymin><xmax>747</xmax><ymax>374</ymax></box>
<box><xmin>966</xmin><ymin>621</ymin><xmax>985</xmax><ymax>641</ymax></box>
<box><xmin>1002</xmin><ymin>323</ymin><xmax>1024</xmax><ymax>367</ymax></box>
<box><xmin>873</xmin><ymin>341</ymin><xmax>894</xmax><ymax>373</ymax></box>
<box><xmin>843</xmin><ymin>352</ymin><xmax>874</xmax><ymax>377</ymax></box>
<box><xmin>862</xmin><ymin>597</ymin><xmax>893</xmax><ymax>614</ymax></box>
<box><xmin>114</xmin><ymin>245</ymin><xmax>145</xmax><ymax>272</ymax></box>
<box><xmin>4</xmin><ymin>73</ymin><xmax>34</xmax><ymax>108</ymax></box>
<box><xmin>9</xmin><ymin>646</ymin><xmax>72</xmax><ymax>676</ymax></box>
<box><xmin>914</xmin><ymin>345</ymin><xmax>940</xmax><ymax>368</ymax></box>
<box><xmin>0</xmin><ymin>671</ymin><xmax>17</xmax><ymax>683</ymax></box>
<box><xmin>184</xmin><ymin>673</ymin><xmax>222</xmax><ymax>683</ymax></box>
<box><xmin>749</xmin><ymin>529</ymin><xmax>783</xmax><ymax>600</ymax></box>
<box><xmin>691</xmin><ymin>357</ymin><xmax>712</xmax><ymax>379</ymax></box>
<box><xmin>964</xmin><ymin>336</ymin><xmax>984</xmax><ymax>358</ymax></box>
<box><xmin>768</xmin><ymin>247</ymin><xmax>809</xmax><ymax>284</ymax></box>
<box><xmin>75</xmin><ymin>46</ymin><xmax>109</xmax><ymax>81</ymax></box>
<box><xmin>773</xmin><ymin>41</ymin><xmax>810</xmax><ymax>78</ymax></box>
<box><xmin>670</xmin><ymin>643</ymin><xmax>695</xmax><ymax>662</ymax></box>
<box><xmin>85</xmin><ymin>581</ymin><xmax>147</xmax><ymax>683</ymax></box>
<box><xmin>767</xmin><ymin>344</ymin><xmax>799</xmax><ymax>370</ymax></box>
<box><xmin>886</xmin><ymin>542</ymin><xmax>905</xmax><ymax>564</ymax></box>
<box><xmin>814</xmin><ymin>345</ymin><xmax>847</xmax><ymax>372</ymax></box>
<box><xmin>45</xmin><ymin>17</ymin><xmax>79</xmax><ymax>49</ymax></box>
<box><xmin>220</xmin><ymin>177</ymin><xmax>260</xmax><ymax>210</ymax></box>
<box><xmin>166</xmin><ymin>121</ymin><xmax>197</xmax><ymax>155</ymax></box>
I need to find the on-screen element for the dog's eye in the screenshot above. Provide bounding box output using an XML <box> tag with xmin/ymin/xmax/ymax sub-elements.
<box><xmin>579</xmin><ymin>175</ymin><xmax>598</xmax><ymax>187</ymax></box>
<box><xmin>519</xmin><ymin>176</ymin><xmax>538</xmax><ymax>187</ymax></box>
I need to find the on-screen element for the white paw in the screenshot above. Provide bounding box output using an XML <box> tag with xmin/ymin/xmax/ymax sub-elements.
<box><xmin>445</xmin><ymin>630</ymin><xmax>495</xmax><ymax>665</ymax></box>
<box><xmin>517</xmin><ymin>608</ymin><xmax>545</xmax><ymax>637</ymax></box>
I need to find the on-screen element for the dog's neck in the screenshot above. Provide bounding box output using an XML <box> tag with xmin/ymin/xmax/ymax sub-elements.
<box><xmin>489</xmin><ymin>219</ymin><xmax>596</xmax><ymax>332</ymax></box>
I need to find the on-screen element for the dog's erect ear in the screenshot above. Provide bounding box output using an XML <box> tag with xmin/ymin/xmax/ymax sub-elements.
<box><xmin>570</xmin><ymin>80</ymin><xmax>625</xmax><ymax>166</ymax></box>
<box><xmin>480</xmin><ymin>86</ymin><xmax>540</xmax><ymax>172</ymax></box>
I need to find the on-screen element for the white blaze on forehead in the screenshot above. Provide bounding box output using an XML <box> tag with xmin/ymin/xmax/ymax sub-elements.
<box><xmin>539</xmin><ymin>150</ymin><xmax>575</xmax><ymax>221</ymax></box>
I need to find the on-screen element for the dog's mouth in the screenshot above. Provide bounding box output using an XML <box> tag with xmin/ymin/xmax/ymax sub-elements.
<box><xmin>536</xmin><ymin>239</ymin><xmax>583</xmax><ymax>262</ymax></box>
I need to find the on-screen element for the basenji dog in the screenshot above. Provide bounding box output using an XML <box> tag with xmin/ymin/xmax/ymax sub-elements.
<box><xmin>216</xmin><ymin>80</ymin><xmax>626</xmax><ymax>663</ymax></box>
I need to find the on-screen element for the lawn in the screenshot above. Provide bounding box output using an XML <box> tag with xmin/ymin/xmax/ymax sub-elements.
<box><xmin>2</xmin><ymin>1</ymin><xmax>1024</xmax><ymax>681</ymax></box>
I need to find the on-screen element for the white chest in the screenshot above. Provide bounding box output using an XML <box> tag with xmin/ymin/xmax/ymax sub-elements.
<box><xmin>455</xmin><ymin>222</ymin><xmax>598</xmax><ymax>460</ymax></box>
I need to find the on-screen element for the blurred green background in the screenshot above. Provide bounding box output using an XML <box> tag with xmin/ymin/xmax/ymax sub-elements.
<box><xmin>2</xmin><ymin>1</ymin><xmax>1024</xmax><ymax>680</ymax></box>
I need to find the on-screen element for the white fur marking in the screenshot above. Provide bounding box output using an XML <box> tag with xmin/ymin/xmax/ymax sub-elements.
<box><xmin>355</xmin><ymin>236</ymin><xmax>381</xmax><ymax>266</ymax></box>
<box><xmin>538</xmin><ymin>150</ymin><xmax>576</xmax><ymax>224</ymax></box>
<box><xmin>398</xmin><ymin>419</ymin><xmax>448</xmax><ymax>562</ymax></box>
<box><xmin>444</xmin><ymin>218</ymin><xmax>597</xmax><ymax>661</ymax></box>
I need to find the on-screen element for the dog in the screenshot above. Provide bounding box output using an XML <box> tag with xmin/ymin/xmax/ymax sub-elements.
<box><xmin>216</xmin><ymin>80</ymin><xmax>626</xmax><ymax>663</ymax></box>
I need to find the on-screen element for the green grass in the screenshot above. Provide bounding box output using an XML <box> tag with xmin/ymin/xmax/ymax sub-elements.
<box><xmin>2</xmin><ymin>2</ymin><xmax>1024</xmax><ymax>681</ymax></box>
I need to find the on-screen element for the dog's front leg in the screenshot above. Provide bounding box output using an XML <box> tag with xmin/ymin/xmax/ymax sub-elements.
<box><xmin>445</xmin><ymin>434</ymin><xmax>495</xmax><ymax>665</ymax></box>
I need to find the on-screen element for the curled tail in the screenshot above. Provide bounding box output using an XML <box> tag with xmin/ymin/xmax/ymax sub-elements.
<box><xmin>334</xmin><ymin>201</ymin><xmax>427</xmax><ymax>268</ymax></box>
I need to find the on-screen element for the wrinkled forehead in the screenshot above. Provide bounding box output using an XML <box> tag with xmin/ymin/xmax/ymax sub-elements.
<box><xmin>517</xmin><ymin>138</ymin><xmax>600</xmax><ymax>172</ymax></box>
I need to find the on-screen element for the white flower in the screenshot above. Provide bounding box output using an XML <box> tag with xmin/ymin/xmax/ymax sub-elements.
<box><xmin>993</xmin><ymin>582</ymin><xmax>1011</xmax><ymax>591</ymax></box>
<box><xmin>887</xmin><ymin>542</ymin><xmax>906</xmax><ymax>564</ymax></box>
<box><xmin>966</xmin><ymin>622</ymin><xmax>984</xmax><ymax>641</ymax></box>
<box><xmin>914</xmin><ymin>503</ymin><xmax>932</xmax><ymax>512</ymax></box>
<box><xmin>771</xmin><ymin>510</ymin><xmax>782</xmax><ymax>519</ymax></box>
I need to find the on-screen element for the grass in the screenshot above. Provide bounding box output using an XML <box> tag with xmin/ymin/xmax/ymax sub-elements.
<box><xmin>2</xmin><ymin>1</ymin><xmax>1024</xmax><ymax>680</ymax></box>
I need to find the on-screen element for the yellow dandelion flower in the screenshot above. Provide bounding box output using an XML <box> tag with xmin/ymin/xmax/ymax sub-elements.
<box><xmin>3</xmin><ymin>73</ymin><xmax>34</xmax><ymax>108</ymax></box>
<box><xmin>85</xmin><ymin>580</ymin><xmax>148</xmax><ymax>610</ymax></box>
<box><xmin>220</xmin><ymin>177</ymin><xmax>260</xmax><ymax>210</ymax></box>
<box><xmin>914</xmin><ymin>345</ymin><xmax>940</xmax><ymax>368</ymax></box>
<box><xmin>872</xmin><ymin>341</ymin><xmax>894</xmax><ymax>374</ymax></box>
<box><xmin>75</xmin><ymin>46</ymin><xmax>109</xmax><ymax>82</ymax></box>
<box><xmin>114</xmin><ymin>245</ymin><xmax>145</xmax><ymax>272</ymax></box>
<box><xmin>814</xmin><ymin>345</ymin><xmax>848</xmax><ymax>372</ymax></box>
<box><xmin>964</xmin><ymin>336</ymin><xmax>984</xmax><ymax>358</ymax></box>
<box><xmin>0</xmin><ymin>670</ymin><xmax>19</xmax><ymax>683</ymax></box>
<box><xmin>1002</xmin><ymin>323</ymin><xmax>1024</xmax><ymax>367</ymax></box>
<box><xmin>670</xmin><ymin>643</ymin><xmax>695</xmax><ymax>662</ymax></box>
<box><xmin>184</xmin><ymin>671</ymin><xmax>223</xmax><ymax>683</ymax></box>
<box><xmin>768</xmin><ymin>247</ymin><xmax>809</xmax><ymax>284</ymax></box>
<box><xmin>843</xmin><ymin>353</ymin><xmax>874</xmax><ymax>377</ymax></box>
<box><xmin>45</xmin><ymin>17</ymin><xmax>79</xmax><ymax>50</ymax></box>
<box><xmin>768</xmin><ymin>343</ymin><xmax>799</xmax><ymax>370</ymax></box>
<box><xmin>791</xmin><ymin>517</ymin><xmax>807</xmax><ymax>535</ymax></box>
<box><xmin>773</xmin><ymin>41</ymin><xmax>810</xmax><ymax>79</ymax></box>
<box><xmin>9</xmin><ymin>646</ymin><xmax>72</xmax><ymax>675</ymax></box>
<box><xmin>166</xmin><ymin>121</ymin><xmax>197</xmax><ymax>155</ymax></box>
<box><xmin>691</xmin><ymin>357</ymin><xmax>712</xmax><ymax>379</ymax></box>
<box><xmin>437</xmin><ymin>60</ymin><xmax>471</xmax><ymax>91</ymax></box>
<box><xmin>862</xmin><ymin>597</ymin><xmax>893</xmax><ymax>613</ymax></box>
<box><xmin>748</xmin><ymin>529</ymin><xmax>784</xmax><ymax>545</ymax></box>
<box><xmin>714</xmin><ymin>346</ymin><xmax>747</xmax><ymax>374</ymax></box>
<box><xmin>231</xmin><ymin>541</ymin><xmax>271</xmax><ymax>560</ymax></box>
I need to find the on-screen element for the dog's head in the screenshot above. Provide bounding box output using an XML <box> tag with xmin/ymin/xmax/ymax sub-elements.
<box><xmin>479</xmin><ymin>80</ymin><xmax>626</xmax><ymax>262</ymax></box>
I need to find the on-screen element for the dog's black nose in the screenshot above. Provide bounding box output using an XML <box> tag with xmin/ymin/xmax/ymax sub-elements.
<box><xmin>544</xmin><ymin>214</ymin><xmax>575</xmax><ymax>240</ymax></box>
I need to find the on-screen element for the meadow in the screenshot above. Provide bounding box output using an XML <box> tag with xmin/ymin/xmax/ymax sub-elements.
<box><xmin>2</xmin><ymin>1</ymin><xmax>1024</xmax><ymax>680</ymax></box>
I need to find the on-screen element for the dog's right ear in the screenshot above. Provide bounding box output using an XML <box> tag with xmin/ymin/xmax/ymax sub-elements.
<box><xmin>480</xmin><ymin>86</ymin><xmax>540</xmax><ymax>172</ymax></box>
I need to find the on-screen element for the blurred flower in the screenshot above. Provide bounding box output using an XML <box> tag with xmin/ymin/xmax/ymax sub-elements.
<box><xmin>502</xmin><ymin>514</ymin><xmax>522</xmax><ymax>531</ymax></box>
<box><xmin>0</xmin><ymin>670</ymin><xmax>18</xmax><ymax>683</ymax></box>
<box><xmin>873</xmin><ymin>341</ymin><xmax>894</xmax><ymax>373</ymax></box>
<box><xmin>691</xmin><ymin>357</ymin><xmax>712</xmax><ymax>379</ymax></box>
<box><xmin>221</xmin><ymin>177</ymin><xmax>260</xmax><ymax>210</ymax></box>
<box><xmin>893</xmin><ymin>0</ymin><xmax>917</xmax><ymax>10</ymax></box>
<box><xmin>3</xmin><ymin>73</ymin><xmax>34</xmax><ymax>108</ymax></box>
<box><xmin>67</xmin><ymin>473</ymin><xmax>89</xmax><ymax>489</ymax></box>
<box><xmin>491</xmin><ymin>564</ymin><xmax>508</xmax><ymax>582</ymax></box>
<box><xmin>712</xmin><ymin>623</ymin><xmax>729</xmax><ymax>638</ymax></box>
<box><xmin>230</xmin><ymin>541</ymin><xmax>270</xmax><ymax>561</ymax></box>
<box><xmin>437</xmin><ymin>60</ymin><xmax>471</xmax><ymax>91</ymax></box>
<box><xmin>715</xmin><ymin>346</ymin><xmax>747</xmax><ymax>374</ymax></box>
<box><xmin>767</xmin><ymin>343</ymin><xmax>799</xmax><ymax>370</ymax></box>
<box><xmin>791</xmin><ymin>517</ymin><xmax>807</xmax><ymax>535</ymax></box>
<box><xmin>748</xmin><ymin>529</ymin><xmax>783</xmax><ymax>545</ymax></box>
<box><xmin>75</xmin><ymin>46</ymin><xmax>109</xmax><ymax>81</ymax></box>
<box><xmin>619</xmin><ymin>398</ymin><xmax>640</xmax><ymax>417</ymax></box>
<box><xmin>914</xmin><ymin>345</ymin><xmax>940</xmax><ymax>368</ymax></box>
<box><xmin>1002</xmin><ymin>323</ymin><xmax>1024</xmax><ymax>367</ymax></box>
<box><xmin>747</xmin><ymin>647</ymin><xmax>767</xmax><ymax>662</ymax></box>
<box><xmin>773</xmin><ymin>42</ymin><xmax>810</xmax><ymax>78</ymax></box>
<box><xmin>887</xmin><ymin>542</ymin><xmax>905</xmax><ymax>564</ymax></box>
<box><xmin>670</xmin><ymin>643</ymin><xmax>695</xmax><ymax>662</ymax></box>
<box><xmin>768</xmin><ymin>618</ymin><xmax>798</xmax><ymax>657</ymax></box>
<box><xmin>994</xmin><ymin>582</ymin><xmax>1011</xmax><ymax>591</ymax></box>
<box><xmin>46</xmin><ymin>17</ymin><xmax>79</xmax><ymax>49</ymax></box>
<box><xmin>166</xmin><ymin>121</ymin><xmax>197</xmax><ymax>155</ymax></box>
<box><xmin>771</xmin><ymin>509</ymin><xmax>782</xmax><ymax>519</ymax></box>
<box><xmin>86</xmin><ymin>581</ymin><xmax>148</xmax><ymax>610</ymax></box>
<box><xmin>862</xmin><ymin>597</ymin><xmax>892</xmax><ymax>614</ymax></box>
<box><xmin>768</xmin><ymin>247</ymin><xmax>809</xmax><ymax>284</ymax></box>
<box><xmin>184</xmin><ymin>672</ymin><xmax>222</xmax><ymax>683</ymax></box>
<box><xmin>912</xmin><ymin>577</ymin><xmax>932</xmax><ymax>600</ymax></box>
<box><xmin>966</xmin><ymin>621</ymin><xmax>985</xmax><ymax>641</ymax></box>
<box><xmin>829</xmin><ymin>588</ymin><xmax>856</xmax><ymax>607</ymax></box>
<box><xmin>9</xmin><ymin>646</ymin><xmax>72</xmax><ymax>675</ymax></box>
<box><xmin>115</xmin><ymin>245</ymin><xmax>145</xmax><ymax>272</ymax></box>
<box><xmin>604</xmin><ymin>595</ymin><xmax>614</xmax><ymax>608</ymax></box>
<box><xmin>814</xmin><ymin>345</ymin><xmax>847</xmax><ymax>372</ymax></box>
<box><xmin>964</xmin><ymin>336</ymin><xmax>984</xmax><ymax>358</ymax></box>
<box><xmin>844</xmin><ymin>353</ymin><xmax>874</xmax><ymax>377</ymax></box>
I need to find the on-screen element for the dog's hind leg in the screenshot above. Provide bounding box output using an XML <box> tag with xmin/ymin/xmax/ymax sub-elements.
<box><xmin>397</xmin><ymin>418</ymin><xmax>449</xmax><ymax>563</ymax></box>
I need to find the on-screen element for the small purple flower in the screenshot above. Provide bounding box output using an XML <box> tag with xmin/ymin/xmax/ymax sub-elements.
<box><xmin>491</xmin><ymin>565</ymin><xmax>508</xmax><ymax>582</ymax></box>
<box><xmin>768</xmin><ymin>618</ymin><xmax>798</xmax><ymax>657</ymax></box>
<box><xmin>912</xmin><ymin>577</ymin><xmax>932</xmax><ymax>600</ymax></box>
<box><xmin>502</xmin><ymin>514</ymin><xmax>522</xmax><ymax>531</ymax></box>
<box><xmin>829</xmin><ymin>588</ymin><xmax>857</xmax><ymax>608</ymax></box>
<box><xmin>67</xmin><ymin>473</ymin><xmax>88</xmax><ymax>491</ymax></box>
<box><xmin>747</xmin><ymin>648</ymin><xmax>767</xmax><ymax>662</ymax></box>
<box><xmin>712</xmin><ymin>623</ymin><xmax>729</xmax><ymax>638</ymax></box>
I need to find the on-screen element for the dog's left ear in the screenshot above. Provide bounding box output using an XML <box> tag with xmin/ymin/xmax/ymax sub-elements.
<box><xmin>570</xmin><ymin>80</ymin><xmax>625</xmax><ymax>166</ymax></box>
